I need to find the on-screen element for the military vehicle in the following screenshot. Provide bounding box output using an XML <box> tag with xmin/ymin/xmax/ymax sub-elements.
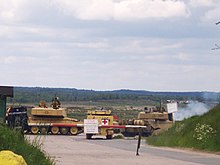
<box><xmin>19</xmin><ymin>97</ymin><xmax>84</xmax><ymax>135</ymax></box>
<box><xmin>6</xmin><ymin>105</ymin><xmax>83</xmax><ymax>135</ymax></box>
<box><xmin>27</xmin><ymin>106</ymin><xmax>83</xmax><ymax>135</ymax></box>
<box><xmin>85</xmin><ymin>109</ymin><xmax>114</xmax><ymax>139</ymax></box>
<box><xmin>120</xmin><ymin>106</ymin><xmax>174</xmax><ymax>137</ymax></box>
<box><xmin>6</xmin><ymin>106</ymin><xmax>28</xmax><ymax>129</ymax></box>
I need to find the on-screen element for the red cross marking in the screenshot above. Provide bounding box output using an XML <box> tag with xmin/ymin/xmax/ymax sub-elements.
<box><xmin>102</xmin><ymin>118</ymin><xmax>108</xmax><ymax>125</ymax></box>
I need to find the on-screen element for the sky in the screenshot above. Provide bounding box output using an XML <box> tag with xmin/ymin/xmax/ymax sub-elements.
<box><xmin>0</xmin><ymin>0</ymin><xmax>220</xmax><ymax>92</ymax></box>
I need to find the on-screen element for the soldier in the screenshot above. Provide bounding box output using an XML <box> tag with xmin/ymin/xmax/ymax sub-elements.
<box><xmin>39</xmin><ymin>101</ymin><xmax>47</xmax><ymax>108</ymax></box>
<box><xmin>51</xmin><ymin>97</ymin><xmax>61</xmax><ymax>109</ymax></box>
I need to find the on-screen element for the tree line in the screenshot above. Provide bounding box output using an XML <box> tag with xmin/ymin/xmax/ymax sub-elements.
<box><xmin>7</xmin><ymin>87</ymin><xmax>220</xmax><ymax>104</ymax></box>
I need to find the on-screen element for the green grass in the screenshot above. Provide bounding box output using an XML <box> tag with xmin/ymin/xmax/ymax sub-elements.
<box><xmin>147</xmin><ymin>103</ymin><xmax>220</xmax><ymax>152</ymax></box>
<box><xmin>0</xmin><ymin>125</ymin><xmax>54</xmax><ymax>165</ymax></box>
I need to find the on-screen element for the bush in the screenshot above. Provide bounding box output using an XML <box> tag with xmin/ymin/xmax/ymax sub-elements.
<box><xmin>0</xmin><ymin>124</ymin><xmax>54</xmax><ymax>165</ymax></box>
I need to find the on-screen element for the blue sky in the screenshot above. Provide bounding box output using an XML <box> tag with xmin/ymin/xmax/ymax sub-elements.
<box><xmin>0</xmin><ymin>0</ymin><xmax>220</xmax><ymax>91</ymax></box>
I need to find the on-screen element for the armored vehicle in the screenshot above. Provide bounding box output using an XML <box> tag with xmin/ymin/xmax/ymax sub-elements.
<box><xmin>27</xmin><ymin>107</ymin><xmax>83</xmax><ymax>135</ymax></box>
<box><xmin>85</xmin><ymin>110</ymin><xmax>114</xmax><ymax>139</ymax></box>
<box><xmin>27</xmin><ymin>97</ymin><xmax>83</xmax><ymax>135</ymax></box>
<box><xmin>120</xmin><ymin>106</ymin><xmax>174</xmax><ymax>137</ymax></box>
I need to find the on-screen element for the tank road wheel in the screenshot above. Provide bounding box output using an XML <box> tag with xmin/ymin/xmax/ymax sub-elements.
<box><xmin>51</xmin><ymin>126</ymin><xmax>59</xmax><ymax>135</ymax></box>
<box><xmin>70</xmin><ymin>127</ymin><xmax>78</xmax><ymax>135</ymax></box>
<box><xmin>40</xmin><ymin>127</ymin><xmax>48</xmax><ymax>135</ymax></box>
<box><xmin>60</xmin><ymin>127</ymin><xmax>68</xmax><ymax>135</ymax></box>
<box><xmin>31</xmin><ymin>126</ymin><xmax>39</xmax><ymax>134</ymax></box>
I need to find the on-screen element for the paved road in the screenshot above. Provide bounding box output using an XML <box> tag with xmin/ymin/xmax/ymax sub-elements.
<box><xmin>27</xmin><ymin>134</ymin><xmax>220</xmax><ymax>165</ymax></box>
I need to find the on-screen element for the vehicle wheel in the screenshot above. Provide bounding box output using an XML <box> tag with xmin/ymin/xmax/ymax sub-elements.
<box><xmin>86</xmin><ymin>134</ymin><xmax>92</xmax><ymax>139</ymax></box>
<box><xmin>60</xmin><ymin>127</ymin><xmax>68</xmax><ymax>135</ymax></box>
<box><xmin>40</xmin><ymin>127</ymin><xmax>48</xmax><ymax>135</ymax></box>
<box><xmin>51</xmin><ymin>126</ymin><xmax>59</xmax><ymax>135</ymax></box>
<box><xmin>106</xmin><ymin>135</ymin><xmax>112</xmax><ymax>139</ymax></box>
<box><xmin>70</xmin><ymin>127</ymin><xmax>78</xmax><ymax>135</ymax></box>
<box><xmin>31</xmin><ymin>126</ymin><xmax>39</xmax><ymax>134</ymax></box>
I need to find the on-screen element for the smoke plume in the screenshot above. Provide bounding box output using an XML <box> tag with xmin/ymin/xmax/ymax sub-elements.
<box><xmin>174</xmin><ymin>101</ymin><xmax>210</xmax><ymax>121</ymax></box>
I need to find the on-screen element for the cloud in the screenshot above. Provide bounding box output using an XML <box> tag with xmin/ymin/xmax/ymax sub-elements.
<box><xmin>188</xmin><ymin>0</ymin><xmax>215</xmax><ymax>7</ymax></box>
<box><xmin>53</xmin><ymin>0</ymin><xmax>189</xmax><ymax>21</ymax></box>
<box><xmin>0</xmin><ymin>56</ymin><xmax>17</xmax><ymax>64</ymax></box>
<box><xmin>71</xmin><ymin>41</ymin><xmax>111</xmax><ymax>49</ymax></box>
<box><xmin>114</xmin><ymin>0</ymin><xmax>189</xmax><ymax>20</ymax></box>
<box><xmin>0</xmin><ymin>0</ymin><xmax>19</xmax><ymax>21</ymax></box>
<box><xmin>0</xmin><ymin>0</ymin><xmax>219</xmax><ymax>91</ymax></box>
<box><xmin>0</xmin><ymin>0</ymin><xmax>58</xmax><ymax>24</ymax></box>
<box><xmin>203</xmin><ymin>5</ymin><xmax>220</xmax><ymax>22</ymax></box>
<box><xmin>187</xmin><ymin>0</ymin><xmax>220</xmax><ymax>23</ymax></box>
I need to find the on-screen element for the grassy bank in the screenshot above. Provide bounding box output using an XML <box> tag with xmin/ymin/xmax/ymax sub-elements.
<box><xmin>0</xmin><ymin>125</ymin><xmax>54</xmax><ymax>165</ymax></box>
<box><xmin>147</xmin><ymin>104</ymin><xmax>220</xmax><ymax>152</ymax></box>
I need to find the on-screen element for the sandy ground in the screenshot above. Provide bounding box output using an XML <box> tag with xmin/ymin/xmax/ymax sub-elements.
<box><xmin>26</xmin><ymin>135</ymin><xmax>220</xmax><ymax>165</ymax></box>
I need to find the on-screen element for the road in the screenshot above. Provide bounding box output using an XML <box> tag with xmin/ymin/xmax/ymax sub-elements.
<box><xmin>27</xmin><ymin>134</ymin><xmax>220</xmax><ymax>165</ymax></box>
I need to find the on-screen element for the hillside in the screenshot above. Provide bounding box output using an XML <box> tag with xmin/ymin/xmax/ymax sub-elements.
<box><xmin>147</xmin><ymin>103</ymin><xmax>220</xmax><ymax>152</ymax></box>
<box><xmin>9</xmin><ymin>87</ymin><xmax>220</xmax><ymax>104</ymax></box>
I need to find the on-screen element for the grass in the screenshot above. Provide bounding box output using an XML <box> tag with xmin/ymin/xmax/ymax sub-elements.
<box><xmin>0</xmin><ymin>124</ymin><xmax>54</xmax><ymax>165</ymax></box>
<box><xmin>147</xmin><ymin>103</ymin><xmax>220</xmax><ymax>152</ymax></box>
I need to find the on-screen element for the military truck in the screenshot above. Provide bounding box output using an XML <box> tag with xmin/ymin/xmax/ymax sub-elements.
<box><xmin>6</xmin><ymin>106</ymin><xmax>28</xmax><ymax>129</ymax></box>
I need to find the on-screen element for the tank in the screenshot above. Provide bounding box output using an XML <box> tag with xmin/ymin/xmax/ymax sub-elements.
<box><xmin>27</xmin><ymin>98</ymin><xmax>83</xmax><ymax>135</ymax></box>
<box><xmin>85</xmin><ymin>109</ymin><xmax>114</xmax><ymax>139</ymax></box>
<box><xmin>120</xmin><ymin>106</ymin><xmax>174</xmax><ymax>137</ymax></box>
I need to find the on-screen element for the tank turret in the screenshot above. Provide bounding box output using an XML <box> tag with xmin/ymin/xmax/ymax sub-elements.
<box><xmin>87</xmin><ymin>110</ymin><xmax>112</xmax><ymax>115</ymax></box>
<box><xmin>31</xmin><ymin>107</ymin><xmax>67</xmax><ymax>118</ymax></box>
<box><xmin>138</xmin><ymin>111</ymin><xmax>169</xmax><ymax>120</ymax></box>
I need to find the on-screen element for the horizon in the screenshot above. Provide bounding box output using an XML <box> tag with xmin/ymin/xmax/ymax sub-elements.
<box><xmin>13</xmin><ymin>85</ymin><xmax>220</xmax><ymax>93</ymax></box>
